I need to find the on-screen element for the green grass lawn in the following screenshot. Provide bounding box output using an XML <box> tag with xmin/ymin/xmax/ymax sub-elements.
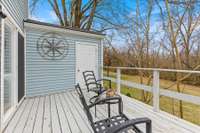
<box><xmin>103</xmin><ymin>71</ymin><xmax>200</xmax><ymax>125</ymax></box>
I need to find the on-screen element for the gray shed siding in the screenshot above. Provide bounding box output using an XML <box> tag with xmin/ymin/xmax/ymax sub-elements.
<box><xmin>25</xmin><ymin>27</ymin><xmax>102</xmax><ymax>97</ymax></box>
<box><xmin>2</xmin><ymin>0</ymin><xmax>28</xmax><ymax>31</ymax></box>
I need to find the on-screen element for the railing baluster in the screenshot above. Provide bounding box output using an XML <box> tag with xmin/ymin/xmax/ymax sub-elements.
<box><xmin>153</xmin><ymin>70</ymin><xmax>160</xmax><ymax>112</ymax></box>
<box><xmin>117</xmin><ymin>68</ymin><xmax>121</xmax><ymax>94</ymax></box>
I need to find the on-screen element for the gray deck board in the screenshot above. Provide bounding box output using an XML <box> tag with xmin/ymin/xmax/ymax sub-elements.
<box><xmin>33</xmin><ymin>96</ymin><xmax>45</xmax><ymax>133</ymax></box>
<box><xmin>3</xmin><ymin>90</ymin><xmax>200</xmax><ymax>133</ymax></box>
<box><xmin>14</xmin><ymin>98</ymin><xmax>35</xmax><ymax>133</ymax></box>
<box><xmin>58</xmin><ymin>93</ymin><xmax>80</xmax><ymax>133</ymax></box>
<box><xmin>50</xmin><ymin>95</ymin><xmax>62</xmax><ymax>133</ymax></box>
<box><xmin>43</xmin><ymin>96</ymin><xmax>51</xmax><ymax>133</ymax></box>
<box><xmin>63</xmin><ymin>92</ymin><xmax>92</xmax><ymax>133</ymax></box>
<box><xmin>54</xmin><ymin>94</ymin><xmax>71</xmax><ymax>133</ymax></box>
<box><xmin>4</xmin><ymin>98</ymin><xmax>29</xmax><ymax>133</ymax></box>
<box><xmin>23</xmin><ymin>97</ymin><xmax>40</xmax><ymax>133</ymax></box>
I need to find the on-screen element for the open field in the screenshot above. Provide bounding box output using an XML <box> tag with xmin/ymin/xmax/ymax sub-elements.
<box><xmin>103</xmin><ymin>71</ymin><xmax>200</xmax><ymax>125</ymax></box>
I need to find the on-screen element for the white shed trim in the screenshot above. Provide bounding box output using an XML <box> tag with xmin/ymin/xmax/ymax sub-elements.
<box><xmin>24</xmin><ymin>22</ymin><xmax>105</xmax><ymax>39</ymax></box>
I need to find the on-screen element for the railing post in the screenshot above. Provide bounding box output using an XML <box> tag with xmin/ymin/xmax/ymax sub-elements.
<box><xmin>116</xmin><ymin>68</ymin><xmax>121</xmax><ymax>94</ymax></box>
<box><xmin>153</xmin><ymin>70</ymin><xmax>160</xmax><ymax>112</ymax></box>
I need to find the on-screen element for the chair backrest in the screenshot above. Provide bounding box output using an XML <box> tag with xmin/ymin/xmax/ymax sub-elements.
<box><xmin>75</xmin><ymin>84</ymin><xmax>94</xmax><ymax>124</ymax></box>
<box><xmin>83</xmin><ymin>71</ymin><xmax>98</xmax><ymax>92</ymax></box>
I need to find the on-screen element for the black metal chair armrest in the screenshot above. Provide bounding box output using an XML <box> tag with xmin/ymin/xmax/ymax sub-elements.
<box><xmin>86</xmin><ymin>82</ymin><xmax>103</xmax><ymax>94</ymax></box>
<box><xmin>106</xmin><ymin>117</ymin><xmax>152</xmax><ymax>133</ymax></box>
<box><xmin>96</xmin><ymin>79</ymin><xmax>112</xmax><ymax>88</ymax></box>
<box><xmin>96</xmin><ymin>78</ymin><xmax>111</xmax><ymax>82</ymax></box>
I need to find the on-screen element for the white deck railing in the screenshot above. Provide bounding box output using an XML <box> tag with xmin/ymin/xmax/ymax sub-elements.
<box><xmin>103</xmin><ymin>66</ymin><xmax>200</xmax><ymax>112</ymax></box>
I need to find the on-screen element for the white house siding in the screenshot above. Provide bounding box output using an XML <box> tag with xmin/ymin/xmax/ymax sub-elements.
<box><xmin>2</xmin><ymin>0</ymin><xmax>28</xmax><ymax>31</ymax></box>
<box><xmin>25</xmin><ymin>27</ymin><xmax>102</xmax><ymax>97</ymax></box>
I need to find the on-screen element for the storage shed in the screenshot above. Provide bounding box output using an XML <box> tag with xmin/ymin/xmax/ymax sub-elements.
<box><xmin>24</xmin><ymin>20</ymin><xmax>104</xmax><ymax>97</ymax></box>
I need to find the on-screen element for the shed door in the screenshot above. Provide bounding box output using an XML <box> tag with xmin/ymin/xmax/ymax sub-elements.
<box><xmin>18</xmin><ymin>33</ymin><xmax>24</xmax><ymax>102</ymax></box>
<box><xmin>76</xmin><ymin>42</ymin><xmax>98</xmax><ymax>87</ymax></box>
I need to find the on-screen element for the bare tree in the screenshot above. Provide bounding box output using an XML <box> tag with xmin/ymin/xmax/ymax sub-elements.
<box><xmin>30</xmin><ymin>0</ymin><xmax>129</xmax><ymax>31</ymax></box>
<box><xmin>128</xmin><ymin>0</ymin><xmax>154</xmax><ymax>103</ymax></box>
<box><xmin>156</xmin><ymin>0</ymin><xmax>200</xmax><ymax>118</ymax></box>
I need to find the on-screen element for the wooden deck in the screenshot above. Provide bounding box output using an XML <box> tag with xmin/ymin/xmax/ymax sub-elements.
<box><xmin>3</xmin><ymin>90</ymin><xmax>200</xmax><ymax>133</ymax></box>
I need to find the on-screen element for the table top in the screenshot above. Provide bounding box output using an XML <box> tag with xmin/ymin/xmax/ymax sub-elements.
<box><xmin>89</xmin><ymin>91</ymin><xmax>121</xmax><ymax>104</ymax></box>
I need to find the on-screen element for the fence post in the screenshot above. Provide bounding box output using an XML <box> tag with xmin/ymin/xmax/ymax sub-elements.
<box><xmin>153</xmin><ymin>70</ymin><xmax>160</xmax><ymax>112</ymax></box>
<box><xmin>116</xmin><ymin>68</ymin><xmax>121</xmax><ymax>94</ymax></box>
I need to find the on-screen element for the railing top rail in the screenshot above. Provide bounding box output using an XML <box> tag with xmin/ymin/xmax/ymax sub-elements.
<box><xmin>103</xmin><ymin>66</ymin><xmax>200</xmax><ymax>74</ymax></box>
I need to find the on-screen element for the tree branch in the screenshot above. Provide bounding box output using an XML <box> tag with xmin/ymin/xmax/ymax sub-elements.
<box><xmin>48</xmin><ymin>0</ymin><xmax>64</xmax><ymax>25</ymax></box>
<box><xmin>61</xmin><ymin>0</ymin><xmax>68</xmax><ymax>26</ymax></box>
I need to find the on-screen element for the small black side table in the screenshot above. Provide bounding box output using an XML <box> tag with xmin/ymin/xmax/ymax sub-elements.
<box><xmin>89</xmin><ymin>91</ymin><xmax>122</xmax><ymax>118</ymax></box>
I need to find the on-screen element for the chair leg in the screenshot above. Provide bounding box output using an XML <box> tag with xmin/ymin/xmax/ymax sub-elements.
<box><xmin>146</xmin><ymin>120</ymin><xmax>152</xmax><ymax>133</ymax></box>
<box><xmin>108</xmin><ymin>103</ymin><xmax>111</xmax><ymax>118</ymax></box>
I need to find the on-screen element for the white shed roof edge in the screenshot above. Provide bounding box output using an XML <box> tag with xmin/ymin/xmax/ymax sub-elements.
<box><xmin>24</xmin><ymin>22</ymin><xmax>105</xmax><ymax>39</ymax></box>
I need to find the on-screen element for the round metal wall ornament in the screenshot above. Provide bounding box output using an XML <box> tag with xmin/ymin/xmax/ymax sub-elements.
<box><xmin>37</xmin><ymin>32</ymin><xmax>69</xmax><ymax>60</ymax></box>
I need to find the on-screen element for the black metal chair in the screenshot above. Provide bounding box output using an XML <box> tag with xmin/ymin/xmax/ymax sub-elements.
<box><xmin>83</xmin><ymin>71</ymin><xmax>111</xmax><ymax>95</ymax></box>
<box><xmin>75</xmin><ymin>84</ymin><xmax>152</xmax><ymax>133</ymax></box>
